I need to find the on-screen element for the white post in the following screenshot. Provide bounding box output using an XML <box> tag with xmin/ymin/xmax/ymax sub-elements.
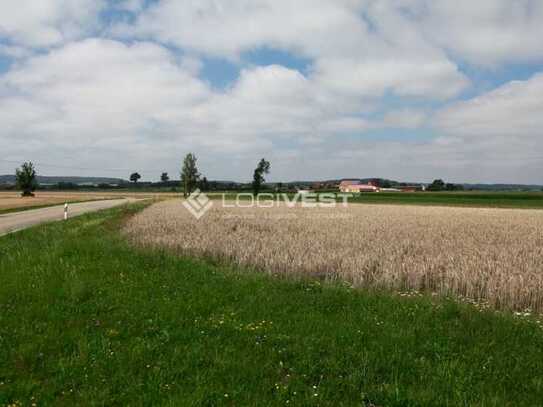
<box><xmin>64</xmin><ymin>203</ymin><xmax>68</xmax><ymax>220</ymax></box>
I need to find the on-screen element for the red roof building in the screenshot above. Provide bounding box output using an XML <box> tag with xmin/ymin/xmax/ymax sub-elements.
<box><xmin>339</xmin><ymin>180</ymin><xmax>380</xmax><ymax>193</ymax></box>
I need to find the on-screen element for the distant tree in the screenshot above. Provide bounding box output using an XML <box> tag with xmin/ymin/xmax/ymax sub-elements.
<box><xmin>130</xmin><ymin>172</ymin><xmax>141</xmax><ymax>184</ymax></box>
<box><xmin>445</xmin><ymin>183</ymin><xmax>464</xmax><ymax>191</ymax></box>
<box><xmin>57</xmin><ymin>182</ymin><xmax>78</xmax><ymax>190</ymax></box>
<box><xmin>15</xmin><ymin>162</ymin><xmax>37</xmax><ymax>197</ymax></box>
<box><xmin>161</xmin><ymin>172</ymin><xmax>169</xmax><ymax>183</ymax></box>
<box><xmin>181</xmin><ymin>153</ymin><xmax>200</xmax><ymax>197</ymax></box>
<box><xmin>381</xmin><ymin>179</ymin><xmax>392</xmax><ymax>189</ymax></box>
<box><xmin>427</xmin><ymin>179</ymin><xmax>446</xmax><ymax>191</ymax></box>
<box><xmin>252</xmin><ymin>158</ymin><xmax>271</xmax><ymax>196</ymax></box>
<box><xmin>199</xmin><ymin>176</ymin><xmax>209</xmax><ymax>192</ymax></box>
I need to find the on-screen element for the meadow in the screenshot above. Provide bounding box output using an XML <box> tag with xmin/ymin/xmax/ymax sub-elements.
<box><xmin>1</xmin><ymin>203</ymin><xmax>543</xmax><ymax>405</ymax></box>
<box><xmin>346</xmin><ymin>191</ymin><xmax>543</xmax><ymax>209</ymax></box>
<box><xmin>125</xmin><ymin>200</ymin><xmax>543</xmax><ymax>312</ymax></box>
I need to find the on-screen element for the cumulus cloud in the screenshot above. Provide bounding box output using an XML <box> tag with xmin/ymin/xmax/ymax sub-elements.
<box><xmin>117</xmin><ymin>0</ymin><xmax>469</xmax><ymax>100</ymax></box>
<box><xmin>0</xmin><ymin>0</ymin><xmax>105</xmax><ymax>48</ymax></box>
<box><xmin>428</xmin><ymin>73</ymin><xmax>543</xmax><ymax>181</ymax></box>
<box><xmin>0</xmin><ymin>0</ymin><xmax>542</xmax><ymax>183</ymax></box>
<box><xmin>382</xmin><ymin>109</ymin><xmax>427</xmax><ymax>129</ymax></box>
<box><xmin>0</xmin><ymin>39</ymin><xmax>213</xmax><ymax>173</ymax></box>
<box><xmin>435</xmin><ymin>73</ymin><xmax>543</xmax><ymax>138</ymax></box>
<box><xmin>0</xmin><ymin>40</ymin><xmax>380</xmax><ymax>177</ymax></box>
<box><xmin>399</xmin><ymin>0</ymin><xmax>543</xmax><ymax>66</ymax></box>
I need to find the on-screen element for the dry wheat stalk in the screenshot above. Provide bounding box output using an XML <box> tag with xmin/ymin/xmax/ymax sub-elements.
<box><xmin>124</xmin><ymin>200</ymin><xmax>543</xmax><ymax>312</ymax></box>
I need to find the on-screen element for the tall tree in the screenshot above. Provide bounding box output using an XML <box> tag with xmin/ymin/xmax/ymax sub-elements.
<box><xmin>427</xmin><ymin>179</ymin><xmax>445</xmax><ymax>191</ymax></box>
<box><xmin>252</xmin><ymin>158</ymin><xmax>271</xmax><ymax>196</ymax></box>
<box><xmin>130</xmin><ymin>172</ymin><xmax>141</xmax><ymax>184</ymax></box>
<box><xmin>161</xmin><ymin>172</ymin><xmax>169</xmax><ymax>183</ymax></box>
<box><xmin>15</xmin><ymin>162</ymin><xmax>37</xmax><ymax>197</ymax></box>
<box><xmin>181</xmin><ymin>153</ymin><xmax>200</xmax><ymax>197</ymax></box>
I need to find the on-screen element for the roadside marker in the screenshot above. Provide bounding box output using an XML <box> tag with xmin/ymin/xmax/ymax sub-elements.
<box><xmin>64</xmin><ymin>203</ymin><xmax>68</xmax><ymax>220</ymax></box>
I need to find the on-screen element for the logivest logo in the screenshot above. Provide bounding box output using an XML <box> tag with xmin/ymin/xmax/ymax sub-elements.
<box><xmin>183</xmin><ymin>190</ymin><xmax>352</xmax><ymax>220</ymax></box>
<box><xmin>182</xmin><ymin>189</ymin><xmax>213</xmax><ymax>219</ymax></box>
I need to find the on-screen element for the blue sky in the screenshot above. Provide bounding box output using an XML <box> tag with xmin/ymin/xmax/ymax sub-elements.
<box><xmin>0</xmin><ymin>0</ymin><xmax>542</xmax><ymax>183</ymax></box>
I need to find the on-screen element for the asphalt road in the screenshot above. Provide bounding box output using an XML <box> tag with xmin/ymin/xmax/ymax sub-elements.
<box><xmin>0</xmin><ymin>199</ymin><xmax>137</xmax><ymax>236</ymax></box>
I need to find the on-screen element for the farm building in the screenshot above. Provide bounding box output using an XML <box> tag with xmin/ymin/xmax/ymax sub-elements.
<box><xmin>339</xmin><ymin>180</ymin><xmax>380</xmax><ymax>193</ymax></box>
<box><xmin>399</xmin><ymin>185</ymin><xmax>426</xmax><ymax>192</ymax></box>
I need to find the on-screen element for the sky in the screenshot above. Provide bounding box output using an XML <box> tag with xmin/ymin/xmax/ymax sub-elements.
<box><xmin>0</xmin><ymin>0</ymin><xmax>542</xmax><ymax>184</ymax></box>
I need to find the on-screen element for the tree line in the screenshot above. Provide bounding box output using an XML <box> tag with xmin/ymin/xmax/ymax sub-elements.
<box><xmin>127</xmin><ymin>154</ymin><xmax>271</xmax><ymax>197</ymax></box>
<box><xmin>13</xmin><ymin>159</ymin><xmax>466</xmax><ymax>197</ymax></box>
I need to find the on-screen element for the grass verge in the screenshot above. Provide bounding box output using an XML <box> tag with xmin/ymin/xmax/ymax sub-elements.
<box><xmin>1</xmin><ymin>204</ymin><xmax>542</xmax><ymax>406</ymax></box>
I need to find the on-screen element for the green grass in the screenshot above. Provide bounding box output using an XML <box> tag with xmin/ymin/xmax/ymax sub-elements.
<box><xmin>1</xmin><ymin>204</ymin><xmax>543</xmax><ymax>406</ymax></box>
<box><xmin>346</xmin><ymin>191</ymin><xmax>543</xmax><ymax>209</ymax></box>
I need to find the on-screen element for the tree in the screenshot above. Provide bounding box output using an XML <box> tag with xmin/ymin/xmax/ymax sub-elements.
<box><xmin>252</xmin><ymin>158</ymin><xmax>271</xmax><ymax>196</ymax></box>
<box><xmin>199</xmin><ymin>176</ymin><xmax>209</xmax><ymax>192</ymax></box>
<box><xmin>446</xmin><ymin>183</ymin><xmax>464</xmax><ymax>191</ymax></box>
<box><xmin>161</xmin><ymin>172</ymin><xmax>169</xmax><ymax>183</ymax></box>
<box><xmin>130</xmin><ymin>172</ymin><xmax>141</xmax><ymax>184</ymax></box>
<box><xmin>15</xmin><ymin>162</ymin><xmax>37</xmax><ymax>197</ymax></box>
<box><xmin>381</xmin><ymin>179</ymin><xmax>392</xmax><ymax>189</ymax></box>
<box><xmin>427</xmin><ymin>179</ymin><xmax>445</xmax><ymax>191</ymax></box>
<box><xmin>181</xmin><ymin>153</ymin><xmax>200</xmax><ymax>197</ymax></box>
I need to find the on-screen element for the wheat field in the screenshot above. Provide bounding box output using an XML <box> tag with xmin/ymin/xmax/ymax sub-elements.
<box><xmin>124</xmin><ymin>200</ymin><xmax>543</xmax><ymax>312</ymax></box>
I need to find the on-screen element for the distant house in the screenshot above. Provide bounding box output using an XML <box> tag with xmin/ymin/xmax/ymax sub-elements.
<box><xmin>400</xmin><ymin>186</ymin><xmax>417</xmax><ymax>193</ymax></box>
<box><xmin>399</xmin><ymin>185</ymin><xmax>426</xmax><ymax>192</ymax></box>
<box><xmin>339</xmin><ymin>180</ymin><xmax>379</xmax><ymax>193</ymax></box>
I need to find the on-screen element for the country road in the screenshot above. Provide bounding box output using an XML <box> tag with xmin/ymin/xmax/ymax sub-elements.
<box><xmin>0</xmin><ymin>199</ymin><xmax>139</xmax><ymax>236</ymax></box>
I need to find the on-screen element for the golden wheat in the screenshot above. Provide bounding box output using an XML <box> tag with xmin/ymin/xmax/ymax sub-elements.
<box><xmin>124</xmin><ymin>200</ymin><xmax>543</xmax><ymax>312</ymax></box>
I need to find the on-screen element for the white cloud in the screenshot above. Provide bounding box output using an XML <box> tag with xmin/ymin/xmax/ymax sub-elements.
<box><xmin>421</xmin><ymin>73</ymin><xmax>543</xmax><ymax>182</ymax></box>
<box><xmin>115</xmin><ymin>0</ymin><xmax>363</xmax><ymax>58</ymax></box>
<box><xmin>434</xmin><ymin>73</ymin><xmax>543</xmax><ymax>138</ymax></box>
<box><xmin>382</xmin><ymin>109</ymin><xmax>427</xmax><ymax>129</ymax></box>
<box><xmin>313</xmin><ymin>57</ymin><xmax>468</xmax><ymax>100</ymax></box>
<box><xmin>0</xmin><ymin>0</ymin><xmax>105</xmax><ymax>48</ymax></box>
<box><xmin>117</xmin><ymin>0</ymin><xmax>469</xmax><ymax>100</ymax></box>
<box><xmin>0</xmin><ymin>41</ymin><xmax>372</xmax><ymax>177</ymax></box>
<box><xmin>398</xmin><ymin>0</ymin><xmax>543</xmax><ymax>66</ymax></box>
<box><xmin>0</xmin><ymin>1</ymin><xmax>542</xmax><ymax>183</ymax></box>
<box><xmin>0</xmin><ymin>39</ymin><xmax>212</xmax><ymax>159</ymax></box>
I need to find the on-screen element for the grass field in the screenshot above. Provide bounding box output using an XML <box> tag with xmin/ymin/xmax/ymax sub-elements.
<box><xmin>1</xmin><ymin>204</ymin><xmax>543</xmax><ymax>405</ymax></box>
<box><xmin>346</xmin><ymin>191</ymin><xmax>543</xmax><ymax>209</ymax></box>
<box><xmin>210</xmin><ymin>191</ymin><xmax>543</xmax><ymax>209</ymax></box>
